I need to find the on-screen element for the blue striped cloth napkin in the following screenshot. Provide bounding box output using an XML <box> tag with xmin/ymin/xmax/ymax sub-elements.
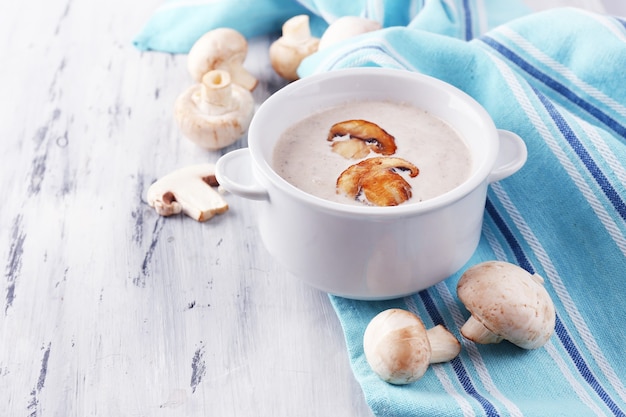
<box><xmin>135</xmin><ymin>2</ymin><xmax>626</xmax><ymax>416</ymax></box>
<box><xmin>300</xmin><ymin>6</ymin><xmax>626</xmax><ymax>417</ymax></box>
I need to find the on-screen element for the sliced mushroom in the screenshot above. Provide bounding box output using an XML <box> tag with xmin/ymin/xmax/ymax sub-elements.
<box><xmin>336</xmin><ymin>157</ymin><xmax>419</xmax><ymax>206</ymax></box>
<box><xmin>363</xmin><ymin>308</ymin><xmax>460</xmax><ymax>385</ymax></box>
<box><xmin>174</xmin><ymin>69</ymin><xmax>254</xmax><ymax>150</ymax></box>
<box><xmin>329</xmin><ymin>138</ymin><xmax>371</xmax><ymax>159</ymax></box>
<box><xmin>147</xmin><ymin>163</ymin><xmax>228</xmax><ymax>222</ymax></box>
<box><xmin>328</xmin><ymin>119</ymin><xmax>397</xmax><ymax>158</ymax></box>
<box><xmin>269</xmin><ymin>14</ymin><xmax>320</xmax><ymax>81</ymax></box>
<box><xmin>457</xmin><ymin>261</ymin><xmax>556</xmax><ymax>349</ymax></box>
<box><xmin>187</xmin><ymin>28</ymin><xmax>258</xmax><ymax>91</ymax></box>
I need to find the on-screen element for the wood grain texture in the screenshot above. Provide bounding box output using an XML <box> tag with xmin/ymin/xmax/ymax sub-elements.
<box><xmin>0</xmin><ymin>1</ymin><xmax>370</xmax><ymax>416</ymax></box>
<box><xmin>0</xmin><ymin>0</ymin><xmax>607</xmax><ymax>416</ymax></box>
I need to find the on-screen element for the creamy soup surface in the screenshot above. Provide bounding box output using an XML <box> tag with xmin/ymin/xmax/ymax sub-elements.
<box><xmin>272</xmin><ymin>100</ymin><xmax>472</xmax><ymax>206</ymax></box>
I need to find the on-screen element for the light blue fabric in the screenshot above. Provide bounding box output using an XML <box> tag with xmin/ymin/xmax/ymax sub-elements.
<box><xmin>132</xmin><ymin>0</ymin><xmax>529</xmax><ymax>53</ymax></box>
<box><xmin>135</xmin><ymin>2</ymin><xmax>626</xmax><ymax>416</ymax></box>
<box><xmin>133</xmin><ymin>0</ymin><xmax>315</xmax><ymax>53</ymax></box>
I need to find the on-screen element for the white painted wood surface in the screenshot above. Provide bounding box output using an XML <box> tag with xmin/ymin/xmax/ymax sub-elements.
<box><xmin>0</xmin><ymin>0</ymin><xmax>609</xmax><ymax>416</ymax></box>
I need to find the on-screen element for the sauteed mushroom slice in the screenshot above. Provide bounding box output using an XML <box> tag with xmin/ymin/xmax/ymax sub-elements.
<box><xmin>336</xmin><ymin>157</ymin><xmax>419</xmax><ymax>206</ymax></box>
<box><xmin>329</xmin><ymin>138</ymin><xmax>371</xmax><ymax>159</ymax></box>
<box><xmin>328</xmin><ymin>119</ymin><xmax>397</xmax><ymax>158</ymax></box>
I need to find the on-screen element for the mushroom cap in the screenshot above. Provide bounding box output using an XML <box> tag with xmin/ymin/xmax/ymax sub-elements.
<box><xmin>187</xmin><ymin>28</ymin><xmax>257</xmax><ymax>90</ymax></box>
<box><xmin>363</xmin><ymin>308</ymin><xmax>431</xmax><ymax>385</ymax></box>
<box><xmin>269</xmin><ymin>37</ymin><xmax>319</xmax><ymax>81</ymax></box>
<box><xmin>327</xmin><ymin>119</ymin><xmax>397</xmax><ymax>156</ymax></box>
<box><xmin>174</xmin><ymin>80</ymin><xmax>254</xmax><ymax>151</ymax></box>
<box><xmin>336</xmin><ymin>157</ymin><xmax>419</xmax><ymax>206</ymax></box>
<box><xmin>318</xmin><ymin>16</ymin><xmax>382</xmax><ymax>50</ymax></box>
<box><xmin>457</xmin><ymin>261</ymin><xmax>556</xmax><ymax>349</ymax></box>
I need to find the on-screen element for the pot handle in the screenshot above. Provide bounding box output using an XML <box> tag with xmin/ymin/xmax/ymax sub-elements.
<box><xmin>487</xmin><ymin>129</ymin><xmax>528</xmax><ymax>183</ymax></box>
<box><xmin>215</xmin><ymin>148</ymin><xmax>269</xmax><ymax>201</ymax></box>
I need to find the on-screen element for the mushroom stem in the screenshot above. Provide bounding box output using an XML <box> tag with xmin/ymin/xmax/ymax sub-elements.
<box><xmin>174</xmin><ymin>68</ymin><xmax>254</xmax><ymax>151</ymax></box>
<box><xmin>426</xmin><ymin>325</ymin><xmax>462</xmax><ymax>363</ymax></box>
<box><xmin>269</xmin><ymin>15</ymin><xmax>319</xmax><ymax>81</ymax></box>
<box><xmin>460</xmin><ymin>315</ymin><xmax>504</xmax><ymax>344</ymax></box>
<box><xmin>196</xmin><ymin>70</ymin><xmax>234</xmax><ymax>115</ymax></box>
<box><xmin>283</xmin><ymin>14</ymin><xmax>313</xmax><ymax>44</ymax></box>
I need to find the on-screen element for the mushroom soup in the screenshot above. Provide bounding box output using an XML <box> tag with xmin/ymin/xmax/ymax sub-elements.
<box><xmin>272</xmin><ymin>100</ymin><xmax>472</xmax><ymax>207</ymax></box>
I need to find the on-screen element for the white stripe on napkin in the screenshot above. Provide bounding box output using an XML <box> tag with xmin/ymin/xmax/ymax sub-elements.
<box><xmin>544</xmin><ymin>341</ymin><xmax>610</xmax><ymax>416</ymax></box>
<box><xmin>432</xmin><ymin>364</ymin><xmax>478</xmax><ymax>417</ymax></box>
<box><xmin>491</xmin><ymin>180</ymin><xmax>626</xmax><ymax>412</ymax></box>
<box><xmin>576</xmin><ymin>8</ymin><xmax>626</xmax><ymax>43</ymax></box>
<box><xmin>475</xmin><ymin>0</ymin><xmax>489</xmax><ymax>35</ymax></box>
<box><xmin>483</xmin><ymin>47</ymin><xmax>626</xmax><ymax>254</ymax></box>
<box><xmin>579</xmin><ymin>119</ymin><xmax>626</xmax><ymax>204</ymax></box>
<box><xmin>486</xmin><ymin>52</ymin><xmax>626</xmax><ymax>410</ymax></box>
<box><xmin>493</xmin><ymin>26</ymin><xmax>626</xmax><ymax>119</ymax></box>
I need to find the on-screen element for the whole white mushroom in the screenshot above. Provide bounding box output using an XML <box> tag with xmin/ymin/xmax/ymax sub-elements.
<box><xmin>457</xmin><ymin>261</ymin><xmax>556</xmax><ymax>349</ymax></box>
<box><xmin>363</xmin><ymin>308</ymin><xmax>460</xmax><ymax>385</ymax></box>
<box><xmin>174</xmin><ymin>69</ymin><xmax>254</xmax><ymax>151</ymax></box>
<box><xmin>269</xmin><ymin>14</ymin><xmax>320</xmax><ymax>81</ymax></box>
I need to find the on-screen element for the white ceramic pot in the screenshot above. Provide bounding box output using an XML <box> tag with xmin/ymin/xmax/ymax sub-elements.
<box><xmin>216</xmin><ymin>68</ymin><xmax>527</xmax><ymax>300</ymax></box>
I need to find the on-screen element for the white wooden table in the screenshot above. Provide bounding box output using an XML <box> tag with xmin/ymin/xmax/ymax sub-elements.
<box><xmin>0</xmin><ymin>0</ymin><xmax>611</xmax><ymax>416</ymax></box>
